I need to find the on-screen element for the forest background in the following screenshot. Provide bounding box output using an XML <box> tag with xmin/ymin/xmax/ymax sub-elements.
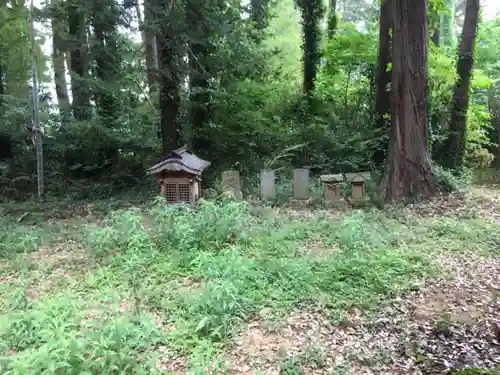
<box><xmin>0</xmin><ymin>0</ymin><xmax>498</xmax><ymax>201</ymax></box>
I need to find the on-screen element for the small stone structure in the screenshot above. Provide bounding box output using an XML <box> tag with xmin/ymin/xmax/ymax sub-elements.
<box><xmin>202</xmin><ymin>168</ymin><xmax>372</xmax><ymax>207</ymax></box>
<box><xmin>147</xmin><ymin>145</ymin><xmax>210</xmax><ymax>204</ymax></box>
<box><xmin>320</xmin><ymin>174</ymin><xmax>344</xmax><ymax>203</ymax></box>
<box><xmin>260</xmin><ymin>170</ymin><xmax>276</xmax><ymax>200</ymax></box>
<box><xmin>293</xmin><ymin>169</ymin><xmax>309</xmax><ymax>199</ymax></box>
<box><xmin>290</xmin><ymin>168</ymin><xmax>310</xmax><ymax>208</ymax></box>
<box><xmin>221</xmin><ymin>170</ymin><xmax>242</xmax><ymax>199</ymax></box>
<box><xmin>345</xmin><ymin>172</ymin><xmax>371</xmax><ymax>201</ymax></box>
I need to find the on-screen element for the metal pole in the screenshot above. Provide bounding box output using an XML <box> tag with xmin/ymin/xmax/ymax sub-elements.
<box><xmin>29</xmin><ymin>0</ymin><xmax>44</xmax><ymax>199</ymax></box>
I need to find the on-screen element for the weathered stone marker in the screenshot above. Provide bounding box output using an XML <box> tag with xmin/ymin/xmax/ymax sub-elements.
<box><xmin>289</xmin><ymin>168</ymin><xmax>310</xmax><ymax>208</ymax></box>
<box><xmin>345</xmin><ymin>172</ymin><xmax>371</xmax><ymax>201</ymax></box>
<box><xmin>260</xmin><ymin>170</ymin><xmax>276</xmax><ymax>200</ymax></box>
<box><xmin>320</xmin><ymin>174</ymin><xmax>344</xmax><ymax>202</ymax></box>
<box><xmin>221</xmin><ymin>170</ymin><xmax>242</xmax><ymax>199</ymax></box>
<box><xmin>293</xmin><ymin>168</ymin><xmax>309</xmax><ymax>200</ymax></box>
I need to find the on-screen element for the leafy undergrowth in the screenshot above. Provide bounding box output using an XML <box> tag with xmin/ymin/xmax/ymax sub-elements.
<box><xmin>0</xmin><ymin>191</ymin><xmax>499</xmax><ymax>374</ymax></box>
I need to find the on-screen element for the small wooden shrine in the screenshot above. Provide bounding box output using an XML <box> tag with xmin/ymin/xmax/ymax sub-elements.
<box><xmin>345</xmin><ymin>172</ymin><xmax>371</xmax><ymax>201</ymax></box>
<box><xmin>147</xmin><ymin>146</ymin><xmax>211</xmax><ymax>204</ymax></box>
<box><xmin>320</xmin><ymin>173</ymin><xmax>344</xmax><ymax>201</ymax></box>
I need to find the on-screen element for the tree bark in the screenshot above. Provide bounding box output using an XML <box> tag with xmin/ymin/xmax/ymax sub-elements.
<box><xmin>441</xmin><ymin>0</ymin><xmax>479</xmax><ymax>170</ymax></box>
<box><xmin>326</xmin><ymin>0</ymin><xmax>337</xmax><ymax>39</ymax></box>
<box><xmin>186</xmin><ymin>0</ymin><xmax>212</xmax><ymax>158</ymax></box>
<box><xmin>65</xmin><ymin>52</ymin><xmax>71</xmax><ymax>78</ymax></box>
<box><xmin>383</xmin><ymin>0</ymin><xmax>437</xmax><ymax>202</ymax></box>
<box><xmin>67</xmin><ymin>1</ymin><xmax>91</xmax><ymax>120</ymax></box>
<box><xmin>157</xmin><ymin>0</ymin><xmax>182</xmax><ymax>156</ymax></box>
<box><xmin>297</xmin><ymin>0</ymin><xmax>324</xmax><ymax>95</ymax></box>
<box><xmin>51</xmin><ymin>0</ymin><xmax>71</xmax><ymax>125</ymax></box>
<box><xmin>372</xmin><ymin>0</ymin><xmax>391</xmax><ymax>168</ymax></box>
<box><xmin>91</xmin><ymin>0</ymin><xmax>120</xmax><ymax>126</ymax></box>
<box><xmin>142</xmin><ymin>0</ymin><xmax>159</xmax><ymax>94</ymax></box>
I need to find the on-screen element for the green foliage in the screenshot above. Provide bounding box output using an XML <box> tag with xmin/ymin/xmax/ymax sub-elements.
<box><xmin>432</xmin><ymin>164</ymin><xmax>472</xmax><ymax>192</ymax></box>
<box><xmin>0</xmin><ymin>219</ymin><xmax>41</xmax><ymax>258</ymax></box>
<box><xmin>0</xmin><ymin>4</ymin><xmax>48</xmax><ymax>97</ymax></box>
<box><xmin>79</xmin><ymin>201</ymin><xmax>476</xmax><ymax>351</ymax></box>
<box><xmin>312</xmin><ymin>23</ymin><xmax>381</xmax><ymax>170</ymax></box>
<box><xmin>429</xmin><ymin>19</ymin><xmax>496</xmax><ymax>166</ymax></box>
<box><xmin>465</xmin><ymin>144</ymin><xmax>495</xmax><ymax>168</ymax></box>
<box><xmin>265</xmin><ymin>0</ymin><xmax>302</xmax><ymax>81</ymax></box>
<box><xmin>450</xmin><ymin>369</ymin><xmax>500</xmax><ymax>375</ymax></box>
<box><xmin>0</xmin><ymin>291</ymin><xmax>163</xmax><ymax>374</ymax></box>
<box><xmin>0</xmin><ymin>0</ymin><xmax>498</xmax><ymax>199</ymax></box>
<box><xmin>0</xmin><ymin>197</ymin><xmax>499</xmax><ymax>371</ymax></box>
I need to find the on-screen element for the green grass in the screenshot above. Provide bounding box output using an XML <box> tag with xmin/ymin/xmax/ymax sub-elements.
<box><xmin>0</xmin><ymin>218</ymin><xmax>43</xmax><ymax>259</ymax></box>
<box><xmin>473</xmin><ymin>167</ymin><xmax>500</xmax><ymax>185</ymax></box>
<box><xmin>0</xmin><ymin>197</ymin><xmax>499</xmax><ymax>374</ymax></box>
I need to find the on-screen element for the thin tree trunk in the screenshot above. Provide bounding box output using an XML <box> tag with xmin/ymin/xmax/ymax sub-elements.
<box><xmin>372</xmin><ymin>0</ymin><xmax>391</xmax><ymax>168</ymax></box>
<box><xmin>186</xmin><ymin>0</ymin><xmax>211</xmax><ymax>158</ymax></box>
<box><xmin>68</xmin><ymin>1</ymin><xmax>91</xmax><ymax>120</ymax></box>
<box><xmin>135</xmin><ymin>1</ymin><xmax>143</xmax><ymax>27</ymax></box>
<box><xmin>383</xmin><ymin>0</ymin><xmax>436</xmax><ymax>202</ymax></box>
<box><xmin>29</xmin><ymin>0</ymin><xmax>44</xmax><ymax>198</ymax></box>
<box><xmin>326</xmin><ymin>0</ymin><xmax>337</xmax><ymax>39</ymax></box>
<box><xmin>157</xmin><ymin>0</ymin><xmax>182</xmax><ymax>155</ymax></box>
<box><xmin>51</xmin><ymin>0</ymin><xmax>71</xmax><ymax>125</ymax></box>
<box><xmin>65</xmin><ymin>52</ymin><xmax>71</xmax><ymax>77</ymax></box>
<box><xmin>91</xmin><ymin>0</ymin><xmax>120</xmax><ymax>126</ymax></box>
<box><xmin>431</xmin><ymin>28</ymin><xmax>440</xmax><ymax>45</ymax></box>
<box><xmin>299</xmin><ymin>0</ymin><xmax>324</xmax><ymax>95</ymax></box>
<box><xmin>143</xmin><ymin>0</ymin><xmax>159</xmax><ymax>94</ymax></box>
<box><xmin>0</xmin><ymin>50</ymin><xmax>8</xmax><ymax>167</ymax></box>
<box><xmin>442</xmin><ymin>0</ymin><xmax>479</xmax><ymax>170</ymax></box>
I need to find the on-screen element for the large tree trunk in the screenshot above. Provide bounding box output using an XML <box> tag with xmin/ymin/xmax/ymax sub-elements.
<box><xmin>441</xmin><ymin>0</ymin><xmax>479</xmax><ymax>170</ymax></box>
<box><xmin>91</xmin><ymin>0</ymin><xmax>120</xmax><ymax>126</ymax></box>
<box><xmin>297</xmin><ymin>0</ymin><xmax>324</xmax><ymax>95</ymax></box>
<box><xmin>186</xmin><ymin>0</ymin><xmax>212</xmax><ymax>158</ymax></box>
<box><xmin>157</xmin><ymin>0</ymin><xmax>182</xmax><ymax>156</ymax></box>
<box><xmin>383</xmin><ymin>0</ymin><xmax>437</xmax><ymax>202</ymax></box>
<box><xmin>141</xmin><ymin>0</ymin><xmax>159</xmax><ymax>95</ymax></box>
<box><xmin>372</xmin><ymin>0</ymin><xmax>391</xmax><ymax>168</ymax></box>
<box><xmin>51</xmin><ymin>0</ymin><xmax>71</xmax><ymax>125</ymax></box>
<box><xmin>67</xmin><ymin>1</ymin><xmax>91</xmax><ymax>120</ymax></box>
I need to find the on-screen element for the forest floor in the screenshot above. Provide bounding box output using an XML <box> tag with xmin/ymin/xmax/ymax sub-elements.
<box><xmin>0</xmin><ymin>175</ymin><xmax>499</xmax><ymax>374</ymax></box>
